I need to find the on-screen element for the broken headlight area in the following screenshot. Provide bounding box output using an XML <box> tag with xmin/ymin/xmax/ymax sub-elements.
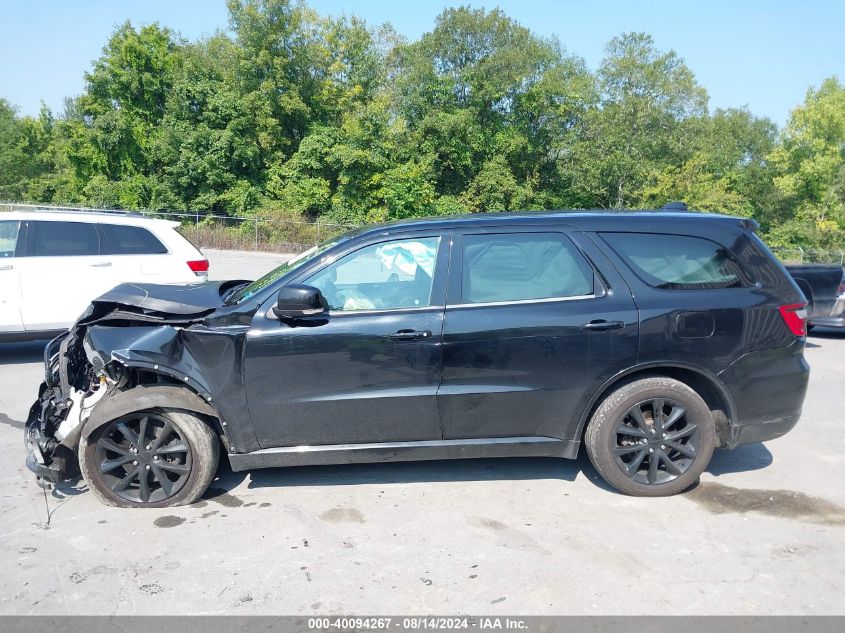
<box><xmin>26</xmin><ymin>330</ymin><xmax>116</xmax><ymax>483</ymax></box>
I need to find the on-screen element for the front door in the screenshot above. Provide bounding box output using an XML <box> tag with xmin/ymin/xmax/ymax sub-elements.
<box><xmin>244</xmin><ymin>233</ymin><xmax>449</xmax><ymax>448</ymax></box>
<box><xmin>438</xmin><ymin>228</ymin><xmax>639</xmax><ymax>442</ymax></box>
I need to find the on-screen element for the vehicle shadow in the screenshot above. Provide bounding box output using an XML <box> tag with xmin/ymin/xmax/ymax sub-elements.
<box><xmin>704</xmin><ymin>442</ymin><xmax>773</xmax><ymax>476</ymax></box>
<box><xmin>207</xmin><ymin>453</ymin><xmax>608</xmax><ymax>498</ymax></box>
<box><xmin>0</xmin><ymin>340</ymin><xmax>50</xmax><ymax>365</ymax></box>
<box><xmin>205</xmin><ymin>441</ymin><xmax>774</xmax><ymax>500</ymax></box>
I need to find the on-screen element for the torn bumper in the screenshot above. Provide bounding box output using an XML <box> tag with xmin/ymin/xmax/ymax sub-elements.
<box><xmin>24</xmin><ymin>400</ymin><xmax>70</xmax><ymax>483</ymax></box>
<box><xmin>25</xmin><ymin>434</ymin><xmax>62</xmax><ymax>483</ymax></box>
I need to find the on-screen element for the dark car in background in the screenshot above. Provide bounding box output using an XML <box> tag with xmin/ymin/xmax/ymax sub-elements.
<box><xmin>25</xmin><ymin>210</ymin><xmax>810</xmax><ymax>507</ymax></box>
<box><xmin>786</xmin><ymin>264</ymin><xmax>845</xmax><ymax>330</ymax></box>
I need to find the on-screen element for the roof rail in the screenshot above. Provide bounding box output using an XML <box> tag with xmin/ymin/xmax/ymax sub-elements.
<box><xmin>2</xmin><ymin>203</ymin><xmax>137</xmax><ymax>216</ymax></box>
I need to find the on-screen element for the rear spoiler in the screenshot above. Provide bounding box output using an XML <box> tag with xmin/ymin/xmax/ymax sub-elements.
<box><xmin>741</xmin><ymin>218</ymin><xmax>759</xmax><ymax>232</ymax></box>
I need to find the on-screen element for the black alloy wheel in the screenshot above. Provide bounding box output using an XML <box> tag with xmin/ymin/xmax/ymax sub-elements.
<box><xmin>93</xmin><ymin>413</ymin><xmax>193</xmax><ymax>503</ymax></box>
<box><xmin>584</xmin><ymin>377</ymin><xmax>716</xmax><ymax>496</ymax></box>
<box><xmin>612</xmin><ymin>398</ymin><xmax>700</xmax><ymax>486</ymax></box>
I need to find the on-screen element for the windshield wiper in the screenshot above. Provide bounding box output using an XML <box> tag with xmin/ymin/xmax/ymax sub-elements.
<box><xmin>222</xmin><ymin>282</ymin><xmax>250</xmax><ymax>306</ymax></box>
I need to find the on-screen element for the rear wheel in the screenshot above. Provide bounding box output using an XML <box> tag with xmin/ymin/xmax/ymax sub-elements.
<box><xmin>79</xmin><ymin>409</ymin><xmax>218</xmax><ymax>508</ymax></box>
<box><xmin>584</xmin><ymin>377</ymin><xmax>716</xmax><ymax>496</ymax></box>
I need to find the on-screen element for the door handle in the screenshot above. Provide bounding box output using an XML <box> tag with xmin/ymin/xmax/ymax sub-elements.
<box><xmin>387</xmin><ymin>329</ymin><xmax>432</xmax><ymax>341</ymax></box>
<box><xmin>581</xmin><ymin>319</ymin><xmax>624</xmax><ymax>331</ymax></box>
<box><xmin>89</xmin><ymin>262</ymin><xmax>112</xmax><ymax>268</ymax></box>
<box><xmin>0</xmin><ymin>264</ymin><xmax>12</xmax><ymax>271</ymax></box>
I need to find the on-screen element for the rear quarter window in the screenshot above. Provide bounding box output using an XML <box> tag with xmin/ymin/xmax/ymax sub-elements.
<box><xmin>100</xmin><ymin>224</ymin><xmax>168</xmax><ymax>255</ymax></box>
<box><xmin>601</xmin><ymin>232</ymin><xmax>748</xmax><ymax>290</ymax></box>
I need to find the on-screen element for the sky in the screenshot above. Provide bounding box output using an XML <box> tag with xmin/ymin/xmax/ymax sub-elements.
<box><xmin>0</xmin><ymin>0</ymin><xmax>842</xmax><ymax>126</ymax></box>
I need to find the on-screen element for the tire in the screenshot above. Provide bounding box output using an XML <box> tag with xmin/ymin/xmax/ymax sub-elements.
<box><xmin>79</xmin><ymin>409</ymin><xmax>219</xmax><ymax>508</ymax></box>
<box><xmin>584</xmin><ymin>377</ymin><xmax>716</xmax><ymax>497</ymax></box>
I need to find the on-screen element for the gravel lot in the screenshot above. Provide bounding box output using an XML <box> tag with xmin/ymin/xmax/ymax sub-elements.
<box><xmin>1</xmin><ymin>249</ymin><xmax>843</xmax><ymax>615</ymax></box>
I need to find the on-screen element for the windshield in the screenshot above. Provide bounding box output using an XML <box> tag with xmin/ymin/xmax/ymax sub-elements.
<box><xmin>226</xmin><ymin>237</ymin><xmax>348</xmax><ymax>304</ymax></box>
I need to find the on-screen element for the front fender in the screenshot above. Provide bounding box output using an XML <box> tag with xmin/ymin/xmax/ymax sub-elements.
<box><xmin>84</xmin><ymin>324</ymin><xmax>260</xmax><ymax>453</ymax></box>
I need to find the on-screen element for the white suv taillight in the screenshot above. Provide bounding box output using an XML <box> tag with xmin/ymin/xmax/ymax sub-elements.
<box><xmin>187</xmin><ymin>259</ymin><xmax>209</xmax><ymax>275</ymax></box>
<box><xmin>778</xmin><ymin>302</ymin><xmax>809</xmax><ymax>336</ymax></box>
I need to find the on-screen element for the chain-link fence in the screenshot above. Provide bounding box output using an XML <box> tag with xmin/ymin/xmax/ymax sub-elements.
<box><xmin>0</xmin><ymin>202</ymin><xmax>359</xmax><ymax>254</ymax></box>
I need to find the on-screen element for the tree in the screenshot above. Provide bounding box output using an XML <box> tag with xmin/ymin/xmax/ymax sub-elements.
<box><xmin>395</xmin><ymin>6</ymin><xmax>593</xmax><ymax>212</ymax></box>
<box><xmin>0</xmin><ymin>99</ymin><xmax>33</xmax><ymax>199</ymax></box>
<box><xmin>639</xmin><ymin>108</ymin><xmax>778</xmax><ymax>216</ymax></box>
<box><xmin>153</xmin><ymin>34</ymin><xmax>264</xmax><ymax>211</ymax></box>
<box><xmin>767</xmin><ymin>77</ymin><xmax>845</xmax><ymax>247</ymax></box>
<box><xmin>226</xmin><ymin>0</ymin><xmax>323</xmax><ymax>161</ymax></box>
<box><xmin>0</xmin><ymin>100</ymin><xmax>59</xmax><ymax>201</ymax></box>
<box><xmin>56</xmin><ymin>21</ymin><xmax>181</xmax><ymax>209</ymax></box>
<box><xmin>576</xmin><ymin>33</ymin><xmax>708</xmax><ymax>209</ymax></box>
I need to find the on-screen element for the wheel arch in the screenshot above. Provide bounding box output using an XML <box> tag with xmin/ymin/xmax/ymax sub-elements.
<box><xmin>575</xmin><ymin>363</ymin><xmax>736</xmax><ymax>448</ymax></box>
<box><xmin>80</xmin><ymin>384</ymin><xmax>225</xmax><ymax>443</ymax></box>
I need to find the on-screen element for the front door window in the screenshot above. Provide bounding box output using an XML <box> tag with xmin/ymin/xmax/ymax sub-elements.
<box><xmin>306</xmin><ymin>237</ymin><xmax>441</xmax><ymax>311</ymax></box>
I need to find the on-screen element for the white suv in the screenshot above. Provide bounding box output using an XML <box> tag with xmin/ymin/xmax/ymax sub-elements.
<box><xmin>0</xmin><ymin>211</ymin><xmax>208</xmax><ymax>340</ymax></box>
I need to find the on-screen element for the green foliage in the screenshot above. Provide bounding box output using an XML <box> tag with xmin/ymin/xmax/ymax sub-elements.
<box><xmin>768</xmin><ymin>78</ymin><xmax>845</xmax><ymax>247</ymax></box>
<box><xmin>572</xmin><ymin>33</ymin><xmax>709</xmax><ymax>209</ymax></box>
<box><xmin>0</xmin><ymin>2</ymin><xmax>843</xmax><ymax>251</ymax></box>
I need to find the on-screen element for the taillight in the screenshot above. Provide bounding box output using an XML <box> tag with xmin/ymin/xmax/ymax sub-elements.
<box><xmin>778</xmin><ymin>302</ymin><xmax>808</xmax><ymax>336</ymax></box>
<box><xmin>837</xmin><ymin>281</ymin><xmax>845</xmax><ymax>300</ymax></box>
<box><xmin>187</xmin><ymin>259</ymin><xmax>209</xmax><ymax>274</ymax></box>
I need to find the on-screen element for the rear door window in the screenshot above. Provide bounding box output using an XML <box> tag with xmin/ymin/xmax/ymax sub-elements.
<box><xmin>100</xmin><ymin>224</ymin><xmax>168</xmax><ymax>255</ymax></box>
<box><xmin>460</xmin><ymin>232</ymin><xmax>594</xmax><ymax>304</ymax></box>
<box><xmin>32</xmin><ymin>221</ymin><xmax>101</xmax><ymax>257</ymax></box>
<box><xmin>0</xmin><ymin>220</ymin><xmax>19</xmax><ymax>257</ymax></box>
<box><xmin>601</xmin><ymin>232</ymin><xmax>745</xmax><ymax>289</ymax></box>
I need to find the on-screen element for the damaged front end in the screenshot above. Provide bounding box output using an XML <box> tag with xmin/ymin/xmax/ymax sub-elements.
<box><xmin>24</xmin><ymin>280</ymin><xmax>250</xmax><ymax>484</ymax></box>
<box><xmin>25</xmin><ymin>331</ymin><xmax>105</xmax><ymax>483</ymax></box>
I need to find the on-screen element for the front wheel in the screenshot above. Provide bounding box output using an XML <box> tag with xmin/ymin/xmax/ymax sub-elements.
<box><xmin>79</xmin><ymin>409</ymin><xmax>219</xmax><ymax>508</ymax></box>
<box><xmin>584</xmin><ymin>377</ymin><xmax>716</xmax><ymax>496</ymax></box>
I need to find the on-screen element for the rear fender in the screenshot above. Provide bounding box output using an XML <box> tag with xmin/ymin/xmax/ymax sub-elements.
<box><xmin>571</xmin><ymin>362</ymin><xmax>738</xmax><ymax>446</ymax></box>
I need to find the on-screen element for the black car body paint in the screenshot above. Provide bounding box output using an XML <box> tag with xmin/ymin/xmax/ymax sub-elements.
<box><xmin>24</xmin><ymin>211</ymin><xmax>810</xmax><ymax>485</ymax></box>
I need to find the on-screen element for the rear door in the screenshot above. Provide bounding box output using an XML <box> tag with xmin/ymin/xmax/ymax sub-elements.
<box><xmin>18</xmin><ymin>220</ymin><xmax>116</xmax><ymax>331</ymax></box>
<box><xmin>438</xmin><ymin>226</ymin><xmax>639</xmax><ymax>442</ymax></box>
<box><xmin>0</xmin><ymin>219</ymin><xmax>23</xmax><ymax>332</ymax></box>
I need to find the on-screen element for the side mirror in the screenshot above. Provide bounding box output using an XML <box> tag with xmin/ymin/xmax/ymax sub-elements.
<box><xmin>273</xmin><ymin>284</ymin><xmax>327</xmax><ymax>319</ymax></box>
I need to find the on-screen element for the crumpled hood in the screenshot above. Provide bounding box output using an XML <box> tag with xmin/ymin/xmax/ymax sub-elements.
<box><xmin>90</xmin><ymin>280</ymin><xmax>241</xmax><ymax>315</ymax></box>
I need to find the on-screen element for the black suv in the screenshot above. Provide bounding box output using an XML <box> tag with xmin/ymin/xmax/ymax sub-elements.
<box><xmin>25</xmin><ymin>210</ymin><xmax>810</xmax><ymax>507</ymax></box>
